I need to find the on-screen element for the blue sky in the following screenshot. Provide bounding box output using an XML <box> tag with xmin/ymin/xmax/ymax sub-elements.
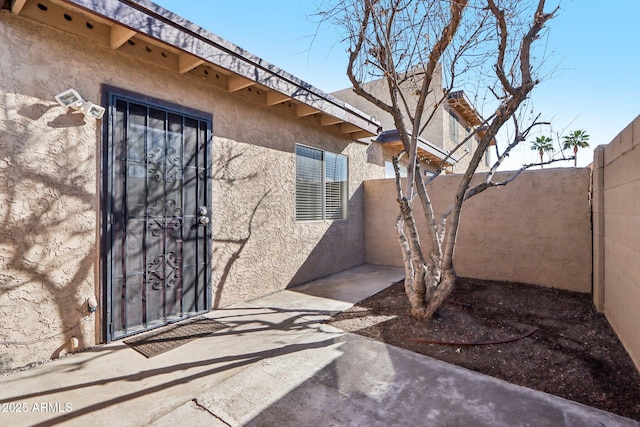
<box><xmin>153</xmin><ymin>0</ymin><xmax>639</xmax><ymax>169</ymax></box>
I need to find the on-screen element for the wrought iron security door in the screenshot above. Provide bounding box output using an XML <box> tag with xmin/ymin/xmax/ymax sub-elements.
<box><xmin>105</xmin><ymin>95</ymin><xmax>211</xmax><ymax>340</ymax></box>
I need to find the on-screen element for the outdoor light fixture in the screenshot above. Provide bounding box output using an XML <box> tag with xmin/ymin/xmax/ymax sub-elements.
<box><xmin>54</xmin><ymin>88</ymin><xmax>105</xmax><ymax>119</ymax></box>
<box><xmin>86</xmin><ymin>296</ymin><xmax>98</xmax><ymax>314</ymax></box>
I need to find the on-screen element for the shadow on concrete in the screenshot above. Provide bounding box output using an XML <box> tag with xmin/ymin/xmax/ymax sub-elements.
<box><xmin>0</xmin><ymin>304</ymin><xmax>342</xmax><ymax>426</ymax></box>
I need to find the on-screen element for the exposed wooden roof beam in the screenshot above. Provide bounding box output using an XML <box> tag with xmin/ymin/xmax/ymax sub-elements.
<box><xmin>228</xmin><ymin>75</ymin><xmax>254</xmax><ymax>92</ymax></box>
<box><xmin>340</xmin><ymin>123</ymin><xmax>360</xmax><ymax>134</ymax></box>
<box><xmin>296</xmin><ymin>104</ymin><xmax>319</xmax><ymax>118</ymax></box>
<box><xmin>178</xmin><ymin>54</ymin><xmax>204</xmax><ymax>74</ymax></box>
<box><xmin>321</xmin><ymin>115</ymin><xmax>343</xmax><ymax>126</ymax></box>
<box><xmin>11</xmin><ymin>0</ymin><xmax>27</xmax><ymax>14</ymax></box>
<box><xmin>55</xmin><ymin>0</ymin><xmax>381</xmax><ymax>135</ymax></box>
<box><xmin>448</xmin><ymin>91</ymin><xmax>483</xmax><ymax>127</ymax></box>
<box><xmin>266</xmin><ymin>91</ymin><xmax>290</xmax><ymax>106</ymax></box>
<box><xmin>350</xmin><ymin>131</ymin><xmax>373</xmax><ymax>140</ymax></box>
<box><xmin>385</xmin><ymin>141</ymin><xmax>455</xmax><ymax>166</ymax></box>
<box><xmin>110</xmin><ymin>24</ymin><xmax>136</xmax><ymax>50</ymax></box>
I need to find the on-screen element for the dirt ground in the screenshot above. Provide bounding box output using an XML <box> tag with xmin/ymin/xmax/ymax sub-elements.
<box><xmin>325</xmin><ymin>277</ymin><xmax>640</xmax><ymax>421</ymax></box>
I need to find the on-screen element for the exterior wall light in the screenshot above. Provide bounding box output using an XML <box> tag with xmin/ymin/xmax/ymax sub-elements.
<box><xmin>86</xmin><ymin>296</ymin><xmax>98</xmax><ymax>314</ymax></box>
<box><xmin>55</xmin><ymin>88</ymin><xmax>105</xmax><ymax>119</ymax></box>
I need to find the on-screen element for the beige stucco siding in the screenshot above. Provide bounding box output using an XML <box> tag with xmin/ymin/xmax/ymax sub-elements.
<box><xmin>210</xmin><ymin>136</ymin><xmax>373</xmax><ymax>307</ymax></box>
<box><xmin>0</xmin><ymin>11</ymin><xmax>383</xmax><ymax>371</ymax></box>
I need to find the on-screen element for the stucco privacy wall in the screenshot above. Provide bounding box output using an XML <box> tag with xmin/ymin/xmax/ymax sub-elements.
<box><xmin>365</xmin><ymin>169</ymin><xmax>592</xmax><ymax>292</ymax></box>
<box><xmin>0</xmin><ymin>11</ymin><xmax>384</xmax><ymax>371</ymax></box>
<box><xmin>592</xmin><ymin>115</ymin><xmax>640</xmax><ymax>371</ymax></box>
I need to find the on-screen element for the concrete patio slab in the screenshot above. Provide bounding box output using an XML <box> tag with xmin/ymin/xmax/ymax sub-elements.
<box><xmin>0</xmin><ymin>264</ymin><xmax>637</xmax><ymax>426</ymax></box>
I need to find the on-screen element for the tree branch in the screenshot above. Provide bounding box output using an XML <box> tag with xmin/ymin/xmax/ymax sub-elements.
<box><xmin>465</xmin><ymin>156</ymin><xmax>573</xmax><ymax>201</ymax></box>
<box><xmin>486</xmin><ymin>0</ymin><xmax>517</xmax><ymax>96</ymax></box>
<box><xmin>406</xmin><ymin>0</ymin><xmax>468</xmax><ymax>198</ymax></box>
<box><xmin>483</xmin><ymin>114</ymin><xmax>549</xmax><ymax>183</ymax></box>
<box><xmin>346</xmin><ymin>1</ymin><xmax>395</xmax><ymax>114</ymax></box>
<box><xmin>440</xmin><ymin>0</ymin><xmax>556</xmax><ymax>272</ymax></box>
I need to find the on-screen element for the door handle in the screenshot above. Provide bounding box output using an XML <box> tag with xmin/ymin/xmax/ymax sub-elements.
<box><xmin>197</xmin><ymin>206</ymin><xmax>209</xmax><ymax>225</ymax></box>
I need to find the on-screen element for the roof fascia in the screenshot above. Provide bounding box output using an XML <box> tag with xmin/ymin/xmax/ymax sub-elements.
<box><xmin>375</xmin><ymin>129</ymin><xmax>458</xmax><ymax>164</ymax></box>
<box><xmin>61</xmin><ymin>0</ymin><xmax>380</xmax><ymax>135</ymax></box>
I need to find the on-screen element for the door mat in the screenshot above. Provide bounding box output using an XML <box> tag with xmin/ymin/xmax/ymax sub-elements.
<box><xmin>124</xmin><ymin>317</ymin><xmax>228</xmax><ymax>358</ymax></box>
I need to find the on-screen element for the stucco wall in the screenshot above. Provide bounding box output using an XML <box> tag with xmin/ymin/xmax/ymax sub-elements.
<box><xmin>592</xmin><ymin>115</ymin><xmax>640</xmax><ymax>371</ymax></box>
<box><xmin>0</xmin><ymin>11</ymin><xmax>384</xmax><ymax>371</ymax></box>
<box><xmin>365</xmin><ymin>168</ymin><xmax>592</xmax><ymax>292</ymax></box>
<box><xmin>331</xmin><ymin>70</ymin><xmax>445</xmax><ymax>151</ymax></box>
<box><xmin>0</xmin><ymin>12</ymin><xmax>101</xmax><ymax>372</ymax></box>
<box><xmin>331</xmin><ymin>66</ymin><xmax>487</xmax><ymax>174</ymax></box>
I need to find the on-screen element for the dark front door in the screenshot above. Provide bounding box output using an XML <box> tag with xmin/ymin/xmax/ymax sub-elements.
<box><xmin>105</xmin><ymin>94</ymin><xmax>211</xmax><ymax>340</ymax></box>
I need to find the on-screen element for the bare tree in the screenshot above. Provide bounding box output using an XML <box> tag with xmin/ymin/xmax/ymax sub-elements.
<box><xmin>324</xmin><ymin>0</ymin><xmax>560</xmax><ymax>318</ymax></box>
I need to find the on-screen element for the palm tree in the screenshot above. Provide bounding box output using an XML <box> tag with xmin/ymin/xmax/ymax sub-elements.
<box><xmin>562</xmin><ymin>130</ymin><xmax>590</xmax><ymax>167</ymax></box>
<box><xmin>530</xmin><ymin>135</ymin><xmax>554</xmax><ymax>168</ymax></box>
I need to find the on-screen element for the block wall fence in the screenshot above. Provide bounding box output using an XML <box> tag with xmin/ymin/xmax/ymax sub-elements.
<box><xmin>592</xmin><ymin>114</ymin><xmax>640</xmax><ymax>372</ymax></box>
<box><xmin>365</xmin><ymin>117</ymin><xmax>640</xmax><ymax>373</ymax></box>
<box><xmin>364</xmin><ymin>168</ymin><xmax>593</xmax><ymax>293</ymax></box>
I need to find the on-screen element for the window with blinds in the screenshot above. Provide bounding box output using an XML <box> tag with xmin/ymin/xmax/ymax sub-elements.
<box><xmin>295</xmin><ymin>144</ymin><xmax>348</xmax><ymax>221</ymax></box>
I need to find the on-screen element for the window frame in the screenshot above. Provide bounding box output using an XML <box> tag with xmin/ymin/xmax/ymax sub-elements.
<box><xmin>384</xmin><ymin>160</ymin><xmax>407</xmax><ymax>178</ymax></box>
<box><xmin>295</xmin><ymin>144</ymin><xmax>348</xmax><ymax>222</ymax></box>
<box><xmin>449</xmin><ymin>110</ymin><xmax>460</xmax><ymax>144</ymax></box>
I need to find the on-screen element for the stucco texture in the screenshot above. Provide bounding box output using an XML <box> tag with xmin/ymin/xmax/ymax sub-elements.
<box><xmin>593</xmin><ymin>115</ymin><xmax>640</xmax><ymax>371</ymax></box>
<box><xmin>0</xmin><ymin>14</ymin><xmax>99</xmax><ymax>370</ymax></box>
<box><xmin>365</xmin><ymin>168</ymin><xmax>593</xmax><ymax>292</ymax></box>
<box><xmin>210</xmin><ymin>136</ymin><xmax>373</xmax><ymax>308</ymax></box>
<box><xmin>0</xmin><ymin>11</ymin><xmax>384</xmax><ymax>371</ymax></box>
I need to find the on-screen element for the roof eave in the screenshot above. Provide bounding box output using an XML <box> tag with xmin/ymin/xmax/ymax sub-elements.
<box><xmin>374</xmin><ymin>130</ymin><xmax>458</xmax><ymax>166</ymax></box>
<box><xmin>447</xmin><ymin>90</ymin><xmax>483</xmax><ymax>128</ymax></box>
<box><xmin>56</xmin><ymin>0</ymin><xmax>380</xmax><ymax>136</ymax></box>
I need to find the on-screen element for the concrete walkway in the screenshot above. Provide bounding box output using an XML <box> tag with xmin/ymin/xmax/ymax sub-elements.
<box><xmin>0</xmin><ymin>264</ymin><xmax>637</xmax><ymax>427</ymax></box>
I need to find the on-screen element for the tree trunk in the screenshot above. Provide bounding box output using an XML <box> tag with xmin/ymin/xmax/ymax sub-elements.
<box><xmin>423</xmin><ymin>268</ymin><xmax>456</xmax><ymax>318</ymax></box>
<box><xmin>396</xmin><ymin>193</ymin><xmax>457</xmax><ymax>320</ymax></box>
<box><xmin>574</xmin><ymin>145</ymin><xmax>578</xmax><ymax>166</ymax></box>
<box><xmin>403</xmin><ymin>266</ymin><xmax>456</xmax><ymax>319</ymax></box>
<box><xmin>539</xmin><ymin>149</ymin><xmax>543</xmax><ymax>168</ymax></box>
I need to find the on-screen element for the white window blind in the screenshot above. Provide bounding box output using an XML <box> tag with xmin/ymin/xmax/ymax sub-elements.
<box><xmin>295</xmin><ymin>145</ymin><xmax>347</xmax><ymax>221</ymax></box>
<box><xmin>295</xmin><ymin>145</ymin><xmax>324</xmax><ymax>221</ymax></box>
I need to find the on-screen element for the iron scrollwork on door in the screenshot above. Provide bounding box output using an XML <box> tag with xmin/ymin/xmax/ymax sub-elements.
<box><xmin>107</xmin><ymin>95</ymin><xmax>211</xmax><ymax>339</ymax></box>
<box><xmin>147</xmin><ymin>216</ymin><xmax>183</xmax><ymax>291</ymax></box>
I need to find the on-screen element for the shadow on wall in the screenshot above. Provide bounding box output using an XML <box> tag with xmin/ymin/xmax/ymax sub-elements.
<box><xmin>212</xmin><ymin>191</ymin><xmax>271</xmax><ymax>309</ymax></box>
<box><xmin>209</xmin><ymin>139</ymin><xmax>368</xmax><ymax>299</ymax></box>
<box><xmin>287</xmin><ymin>184</ymin><xmax>366</xmax><ymax>288</ymax></box>
<box><xmin>0</xmin><ymin>93</ymin><xmax>98</xmax><ymax>371</ymax></box>
<box><xmin>210</xmin><ymin>141</ymin><xmax>275</xmax><ymax>309</ymax></box>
